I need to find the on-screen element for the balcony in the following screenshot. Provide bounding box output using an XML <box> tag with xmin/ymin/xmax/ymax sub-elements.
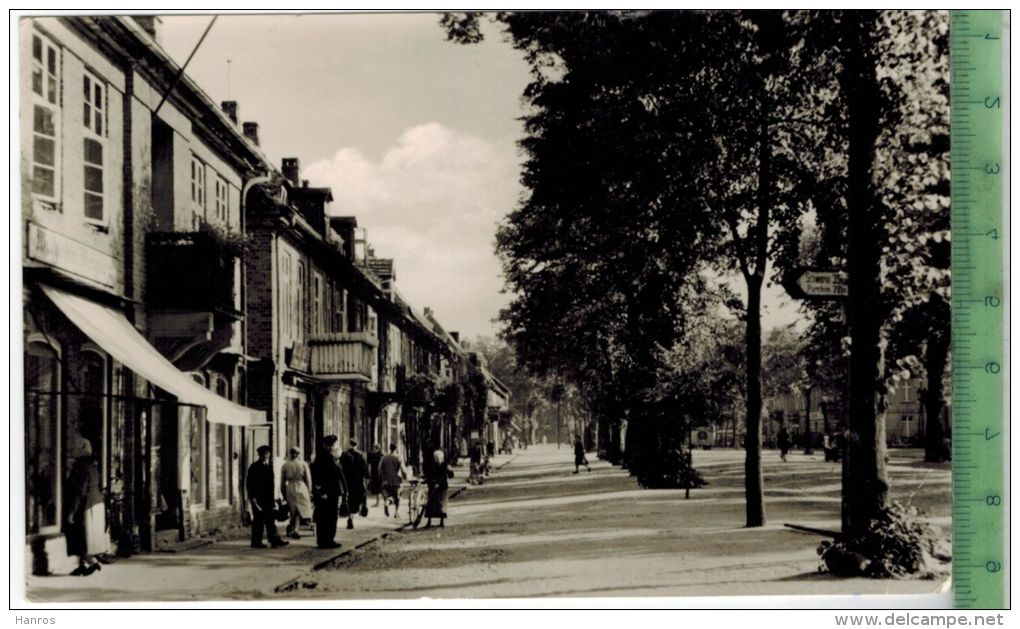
<box><xmin>146</xmin><ymin>231</ymin><xmax>241</xmax><ymax>318</ymax></box>
<box><xmin>309</xmin><ymin>332</ymin><xmax>378</xmax><ymax>382</ymax></box>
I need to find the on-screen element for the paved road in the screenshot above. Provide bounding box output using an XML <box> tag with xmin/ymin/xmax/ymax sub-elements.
<box><xmin>283</xmin><ymin>443</ymin><xmax>951</xmax><ymax>600</ymax></box>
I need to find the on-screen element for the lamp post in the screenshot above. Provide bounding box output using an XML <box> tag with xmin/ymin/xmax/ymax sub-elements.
<box><xmin>803</xmin><ymin>384</ymin><xmax>814</xmax><ymax>455</ymax></box>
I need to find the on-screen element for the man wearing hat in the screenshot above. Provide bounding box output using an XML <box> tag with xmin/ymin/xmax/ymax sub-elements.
<box><xmin>246</xmin><ymin>445</ymin><xmax>288</xmax><ymax>549</ymax></box>
<box><xmin>339</xmin><ymin>439</ymin><xmax>370</xmax><ymax>530</ymax></box>
<box><xmin>310</xmin><ymin>435</ymin><xmax>346</xmax><ymax>548</ymax></box>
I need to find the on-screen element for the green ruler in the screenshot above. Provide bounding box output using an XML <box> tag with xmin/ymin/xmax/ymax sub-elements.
<box><xmin>950</xmin><ymin>9</ymin><xmax>1007</xmax><ymax>610</ymax></box>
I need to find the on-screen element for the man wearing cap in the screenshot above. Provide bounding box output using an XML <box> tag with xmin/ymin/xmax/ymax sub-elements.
<box><xmin>246</xmin><ymin>445</ymin><xmax>288</xmax><ymax>549</ymax></box>
<box><xmin>310</xmin><ymin>435</ymin><xmax>346</xmax><ymax>549</ymax></box>
<box><xmin>339</xmin><ymin>439</ymin><xmax>370</xmax><ymax>530</ymax></box>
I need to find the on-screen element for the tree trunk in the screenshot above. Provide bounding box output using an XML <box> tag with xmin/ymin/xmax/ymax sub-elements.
<box><xmin>841</xmin><ymin>11</ymin><xmax>890</xmax><ymax>536</ymax></box>
<box><xmin>744</xmin><ymin>276</ymin><xmax>765</xmax><ymax>527</ymax></box>
<box><xmin>923</xmin><ymin>327</ymin><xmax>950</xmax><ymax>462</ymax></box>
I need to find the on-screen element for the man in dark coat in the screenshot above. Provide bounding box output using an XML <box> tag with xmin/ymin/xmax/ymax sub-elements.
<box><xmin>777</xmin><ymin>426</ymin><xmax>791</xmax><ymax>462</ymax></box>
<box><xmin>246</xmin><ymin>445</ymin><xmax>288</xmax><ymax>549</ymax></box>
<box><xmin>573</xmin><ymin>434</ymin><xmax>591</xmax><ymax>473</ymax></box>
<box><xmin>310</xmin><ymin>435</ymin><xmax>345</xmax><ymax>549</ymax></box>
<box><xmin>339</xmin><ymin>439</ymin><xmax>369</xmax><ymax>530</ymax></box>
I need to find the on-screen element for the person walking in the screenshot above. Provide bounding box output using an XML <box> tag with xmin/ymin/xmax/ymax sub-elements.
<box><xmin>339</xmin><ymin>439</ymin><xmax>369</xmax><ymax>530</ymax></box>
<box><xmin>246</xmin><ymin>445</ymin><xmax>288</xmax><ymax>549</ymax></box>
<box><xmin>280</xmin><ymin>447</ymin><xmax>313</xmax><ymax>539</ymax></box>
<box><xmin>379</xmin><ymin>443</ymin><xmax>407</xmax><ymax>518</ymax></box>
<box><xmin>310</xmin><ymin>436</ymin><xmax>345</xmax><ymax>549</ymax></box>
<box><xmin>367</xmin><ymin>443</ymin><xmax>383</xmax><ymax>508</ymax></box>
<box><xmin>777</xmin><ymin>426</ymin><xmax>791</xmax><ymax>462</ymax></box>
<box><xmin>468</xmin><ymin>439</ymin><xmax>484</xmax><ymax>485</ymax></box>
<box><xmin>424</xmin><ymin>449</ymin><xmax>454</xmax><ymax>529</ymax></box>
<box><xmin>65</xmin><ymin>437</ymin><xmax>107</xmax><ymax>575</ymax></box>
<box><xmin>573</xmin><ymin>434</ymin><xmax>591</xmax><ymax>473</ymax></box>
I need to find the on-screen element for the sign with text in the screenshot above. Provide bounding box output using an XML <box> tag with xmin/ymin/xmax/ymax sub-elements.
<box><xmin>27</xmin><ymin>222</ymin><xmax>117</xmax><ymax>288</ymax></box>
<box><xmin>785</xmin><ymin>268</ymin><xmax>848</xmax><ymax>300</ymax></box>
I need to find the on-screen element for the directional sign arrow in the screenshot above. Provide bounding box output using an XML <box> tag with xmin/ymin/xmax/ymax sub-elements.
<box><xmin>784</xmin><ymin>268</ymin><xmax>848</xmax><ymax>300</ymax></box>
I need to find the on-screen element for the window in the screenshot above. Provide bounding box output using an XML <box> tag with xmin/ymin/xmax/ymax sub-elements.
<box><xmin>190</xmin><ymin>156</ymin><xmax>206</xmax><ymax>228</ymax></box>
<box><xmin>82</xmin><ymin>70</ymin><xmax>106</xmax><ymax>224</ymax></box>
<box><xmin>295</xmin><ymin>262</ymin><xmax>305</xmax><ymax>338</ymax></box>
<box><xmin>26</xmin><ymin>341</ymin><xmax>60</xmax><ymax>534</ymax></box>
<box><xmin>331</xmin><ymin>286</ymin><xmax>345</xmax><ymax>332</ymax></box>
<box><xmin>214</xmin><ymin>177</ymin><xmax>229</xmax><ymax>225</ymax></box>
<box><xmin>31</xmin><ymin>32</ymin><xmax>60</xmax><ymax>204</ymax></box>
<box><xmin>209</xmin><ymin>378</ymin><xmax>230</xmax><ymax>502</ymax></box>
<box><xmin>280</xmin><ymin>252</ymin><xmax>292</xmax><ymax>339</ymax></box>
<box><xmin>312</xmin><ymin>272</ymin><xmax>323</xmax><ymax>334</ymax></box>
<box><xmin>79</xmin><ymin>349</ymin><xmax>107</xmax><ymax>483</ymax></box>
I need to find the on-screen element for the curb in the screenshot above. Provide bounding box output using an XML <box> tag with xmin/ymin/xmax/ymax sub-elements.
<box><xmin>273</xmin><ymin>452</ymin><xmax>521</xmax><ymax>594</ymax></box>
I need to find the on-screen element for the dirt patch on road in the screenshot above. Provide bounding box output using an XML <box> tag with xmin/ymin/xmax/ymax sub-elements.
<box><xmin>321</xmin><ymin>533</ymin><xmax>510</xmax><ymax>573</ymax></box>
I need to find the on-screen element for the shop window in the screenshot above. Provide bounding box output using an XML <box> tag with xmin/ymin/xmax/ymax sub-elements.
<box><xmin>26</xmin><ymin>341</ymin><xmax>60</xmax><ymax>534</ymax></box>
<box><xmin>209</xmin><ymin>377</ymin><xmax>230</xmax><ymax>502</ymax></box>
<box><xmin>286</xmin><ymin>398</ymin><xmax>301</xmax><ymax>453</ymax></box>
<box><xmin>31</xmin><ymin>32</ymin><xmax>61</xmax><ymax>205</ymax></box>
<box><xmin>189</xmin><ymin>373</ymin><xmax>206</xmax><ymax>505</ymax></box>
<box><xmin>79</xmin><ymin>349</ymin><xmax>107</xmax><ymax>483</ymax></box>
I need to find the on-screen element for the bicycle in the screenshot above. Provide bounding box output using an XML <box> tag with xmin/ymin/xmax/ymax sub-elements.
<box><xmin>406</xmin><ymin>478</ymin><xmax>426</xmax><ymax>528</ymax></box>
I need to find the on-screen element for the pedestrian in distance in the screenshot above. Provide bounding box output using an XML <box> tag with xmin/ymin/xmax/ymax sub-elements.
<box><xmin>486</xmin><ymin>439</ymin><xmax>496</xmax><ymax>458</ymax></box>
<box><xmin>424</xmin><ymin>449</ymin><xmax>455</xmax><ymax>529</ymax></box>
<box><xmin>777</xmin><ymin>426</ymin><xmax>791</xmax><ymax>462</ymax></box>
<box><xmin>339</xmin><ymin>439</ymin><xmax>370</xmax><ymax>530</ymax></box>
<box><xmin>379</xmin><ymin>443</ymin><xmax>407</xmax><ymax>518</ymax></box>
<box><xmin>368</xmin><ymin>443</ymin><xmax>384</xmax><ymax>507</ymax></box>
<box><xmin>246</xmin><ymin>445</ymin><xmax>289</xmax><ymax>549</ymax></box>
<box><xmin>310</xmin><ymin>436</ymin><xmax>346</xmax><ymax>549</ymax></box>
<box><xmin>573</xmin><ymin>434</ymin><xmax>591</xmax><ymax>473</ymax></box>
<box><xmin>65</xmin><ymin>436</ymin><xmax>107</xmax><ymax>575</ymax></box>
<box><xmin>468</xmin><ymin>439</ymin><xmax>484</xmax><ymax>485</ymax></box>
<box><xmin>280</xmin><ymin>446</ymin><xmax>313</xmax><ymax>539</ymax></box>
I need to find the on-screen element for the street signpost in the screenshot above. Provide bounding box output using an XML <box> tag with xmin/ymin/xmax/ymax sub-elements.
<box><xmin>783</xmin><ymin>268</ymin><xmax>848</xmax><ymax>300</ymax></box>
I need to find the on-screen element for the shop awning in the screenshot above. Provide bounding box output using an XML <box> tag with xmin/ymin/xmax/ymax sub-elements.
<box><xmin>42</xmin><ymin>285</ymin><xmax>265</xmax><ymax>426</ymax></box>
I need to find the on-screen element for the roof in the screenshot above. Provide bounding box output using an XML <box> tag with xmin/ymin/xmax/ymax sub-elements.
<box><xmin>365</xmin><ymin>258</ymin><xmax>395</xmax><ymax>282</ymax></box>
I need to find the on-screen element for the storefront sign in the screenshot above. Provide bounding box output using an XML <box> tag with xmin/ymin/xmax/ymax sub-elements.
<box><xmin>27</xmin><ymin>222</ymin><xmax>117</xmax><ymax>288</ymax></box>
<box><xmin>287</xmin><ymin>342</ymin><xmax>311</xmax><ymax>371</ymax></box>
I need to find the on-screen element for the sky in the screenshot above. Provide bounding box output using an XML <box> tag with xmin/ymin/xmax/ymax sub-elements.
<box><xmin>158</xmin><ymin>12</ymin><xmax>801</xmax><ymax>340</ymax></box>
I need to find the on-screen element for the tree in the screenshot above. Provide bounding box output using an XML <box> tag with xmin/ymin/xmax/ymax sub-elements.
<box><xmin>445</xmin><ymin>12</ymin><xmax>727</xmax><ymax>476</ymax></box>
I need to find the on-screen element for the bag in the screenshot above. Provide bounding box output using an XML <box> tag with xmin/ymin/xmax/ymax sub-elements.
<box><xmin>359</xmin><ymin>503</ymin><xmax>369</xmax><ymax>518</ymax></box>
<box><xmin>275</xmin><ymin>500</ymin><xmax>290</xmax><ymax>523</ymax></box>
<box><xmin>338</xmin><ymin>499</ymin><xmax>350</xmax><ymax>518</ymax></box>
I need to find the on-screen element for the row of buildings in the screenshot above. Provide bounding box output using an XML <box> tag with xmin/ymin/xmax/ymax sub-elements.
<box><xmin>20</xmin><ymin>16</ymin><xmax>510</xmax><ymax>574</ymax></box>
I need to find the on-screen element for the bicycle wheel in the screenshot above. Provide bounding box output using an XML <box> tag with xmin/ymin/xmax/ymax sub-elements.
<box><xmin>411</xmin><ymin>487</ymin><xmax>426</xmax><ymax>529</ymax></box>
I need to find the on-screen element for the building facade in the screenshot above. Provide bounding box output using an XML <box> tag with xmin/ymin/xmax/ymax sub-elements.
<box><xmin>20</xmin><ymin>16</ymin><xmax>266</xmax><ymax>574</ymax></box>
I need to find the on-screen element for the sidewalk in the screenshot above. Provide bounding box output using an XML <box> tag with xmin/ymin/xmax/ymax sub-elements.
<box><xmin>25</xmin><ymin>453</ymin><xmax>516</xmax><ymax>602</ymax></box>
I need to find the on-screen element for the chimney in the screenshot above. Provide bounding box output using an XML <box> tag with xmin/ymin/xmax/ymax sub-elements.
<box><xmin>302</xmin><ymin>180</ymin><xmax>309</xmax><ymax>188</ymax></box>
<box><xmin>450</xmin><ymin>332</ymin><xmax>460</xmax><ymax>344</ymax></box>
<box><xmin>281</xmin><ymin>158</ymin><xmax>300</xmax><ymax>186</ymax></box>
<box><xmin>242</xmin><ymin>122</ymin><xmax>260</xmax><ymax>146</ymax></box>
<box><xmin>424</xmin><ymin>307</ymin><xmax>434</xmax><ymax>318</ymax></box>
<box><xmin>132</xmin><ymin>16</ymin><xmax>162</xmax><ymax>43</ymax></box>
<box><xmin>221</xmin><ymin>101</ymin><xmax>239</xmax><ymax>125</ymax></box>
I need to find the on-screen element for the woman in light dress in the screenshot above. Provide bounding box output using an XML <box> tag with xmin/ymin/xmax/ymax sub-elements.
<box><xmin>280</xmin><ymin>447</ymin><xmax>314</xmax><ymax>539</ymax></box>
<box><xmin>65</xmin><ymin>436</ymin><xmax>108</xmax><ymax>575</ymax></box>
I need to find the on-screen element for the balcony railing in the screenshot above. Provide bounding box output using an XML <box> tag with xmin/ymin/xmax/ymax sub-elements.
<box><xmin>308</xmin><ymin>332</ymin><xmax>378</xmax><ymax>381</ymax></box>
<box><xmin>146</xmin><ymin>231</ymin><xmax>241</xmax><ymax>318</ymax></box>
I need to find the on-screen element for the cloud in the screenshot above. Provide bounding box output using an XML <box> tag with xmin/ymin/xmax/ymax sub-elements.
<box><xmin>302</xmin><ymin>123</ymin><xmax>521</xmax><ymax>338</ymax></box>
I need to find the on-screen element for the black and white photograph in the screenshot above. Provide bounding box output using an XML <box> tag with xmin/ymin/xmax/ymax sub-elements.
<box><xmin>14</xmin><ymin>9</ymin><xmax>972</xmax><ymax>606</ymax></box>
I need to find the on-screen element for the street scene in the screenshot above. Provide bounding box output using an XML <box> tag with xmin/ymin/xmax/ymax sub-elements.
<box><xmin>18</xmin><ymin>11</ymin><xmax>953</xmax><ymax>604</ymax></box>
<box><xmin>27</xmin><ymin>443</ymin><xmax>950</xmax><ymax>601</ymax></box>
